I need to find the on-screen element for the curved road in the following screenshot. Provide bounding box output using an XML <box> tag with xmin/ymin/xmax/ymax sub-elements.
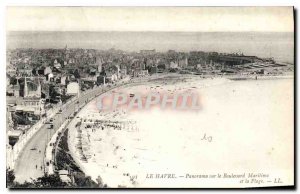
<box><xmin>14</xmin><ymin>85</ymin><xmax>107</xmax><ymax>183</ymax></box>
<box><xmin>14</xmin><ymin>77</ymin><xmax>152</xmax><ymax>183</ymax></box>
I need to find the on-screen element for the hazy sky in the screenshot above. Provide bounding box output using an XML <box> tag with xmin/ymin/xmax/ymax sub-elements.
<box><xmin>6</xmin><ymin>7</ymin><xmax>294</xmax><ymax>32</ymax></box>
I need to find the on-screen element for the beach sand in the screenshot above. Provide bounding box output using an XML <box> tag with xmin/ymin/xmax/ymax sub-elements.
<box><xmin>68</xmin><ymin>76</ymin><xmax>294</xmax><ymax>188</ymax></box>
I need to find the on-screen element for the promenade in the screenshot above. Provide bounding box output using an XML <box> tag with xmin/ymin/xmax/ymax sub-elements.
<box><xmin>13</xmin><ymin>84</ymin><xmax>106</xmax><ymax>183</ymax></box>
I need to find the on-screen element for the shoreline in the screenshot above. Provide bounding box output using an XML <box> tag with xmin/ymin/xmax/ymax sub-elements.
<box><xmin>224</xmin><ymin>74</ymin><xmax>294</xmax><ymax>81</ymax></box>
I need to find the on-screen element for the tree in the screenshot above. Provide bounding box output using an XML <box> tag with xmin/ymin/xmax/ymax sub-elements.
<box><xmin>74</xmin><ymin>69</ymin><xmax>80</xmax><ymax>79</ymax></box>
<box><xmin>7</xmin><ymin>171</ymin><xmax>67</xmax><ymax>188</ymax></box>
<box><xmin>33</xmin><ymin>174</ymin><xmax>67</xmax><ymax>188</ymax></box>
<box><xmin>12</xmin><ymin>112</ymin><xmax>31</xmax><ymax>125</ymax></box>
<box><xmin>14</xmin><ymin>181</ymin><xmax>35</xmax><ymax>188</ymax></box>
<box><xmin>7</xmin><ymin>169</ymin><xmax>105</xmax><ymax>188</ymax></box>
<box><xmin>6</xmin><ymin>169</ymin><xmax>15</xmax><ymax>188</ymax></box>
<box><xmin>32</xmin><ymin>68</ymin><xmax>37</xmax><ymax>76</ymax></box>
<box><xmin>73</xmin><ymin>173</ymin><xmax>99</xmax><ymax>188</ymax></box>
<box><xmin>9</xmin><ymin>76</ymin><xmax>18</xmax><ymax>86</ymax></box>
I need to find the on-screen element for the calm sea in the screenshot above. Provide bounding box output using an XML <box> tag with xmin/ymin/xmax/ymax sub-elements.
<box><xmin>7</xmin><ymin>31</ymin><xmax>294</xmax><ymax>63</ymax></box>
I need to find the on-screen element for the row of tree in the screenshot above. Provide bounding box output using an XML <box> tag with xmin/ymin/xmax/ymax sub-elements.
<box><xmin>6</xmin><ymin>169</ymin><xmax>103</xmax><ymax>189</ymax></box>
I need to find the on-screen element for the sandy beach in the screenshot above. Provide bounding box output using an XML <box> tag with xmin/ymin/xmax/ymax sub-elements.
<box><xmin>67</xmin><ymin>75</ymin><xmax>294</xmax><ymax>188</ymax></box>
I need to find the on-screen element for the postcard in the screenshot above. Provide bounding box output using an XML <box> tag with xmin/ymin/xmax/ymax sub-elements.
<box><xmin>6</xmin><ymin>6</ymin><xmax>294</xmax><ymax>188</ymax></box>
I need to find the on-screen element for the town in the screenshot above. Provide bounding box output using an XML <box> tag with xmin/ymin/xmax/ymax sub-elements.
<box><xmin>6</xmin><ymin>46</ymin><xmax>293</xmax><ymax>130</ymax></box>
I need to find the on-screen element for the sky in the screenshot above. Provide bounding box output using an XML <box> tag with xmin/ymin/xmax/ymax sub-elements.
<box><xmin>6</xmin><ymin>7</ymin><xmax>294</xmax><ymax>32</ymax></box>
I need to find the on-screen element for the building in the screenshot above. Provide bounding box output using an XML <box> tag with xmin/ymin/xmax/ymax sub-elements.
<box><xmin>97</xmin><ymin>75</ymin><xmax>106</xmax><ymax>85</ymax></box>
<box><xmin>7</xmin><ymin>82</ymin><xmax>20</xmax><ymax>97</ymax></box>
<box><xmin>149</xmin><ymin>66</ymin><xmax>158</xmax><ymax>75</ymax></box>
<box><xmin>139</xmin><ymin>70</ymin><xmax>149</xmax><ymax>77</ymax></box>
<box><xmin>44</xmin><ymin>67</ymin><xmax>52</xmax><ymax>75</ymax></box>
<box><xmin>133</xmin><ymin>69</ymin><xmax>149</xmax><ymax>77</ymax></box>
<box><xmin>170</xmin><ymin>61</ymin><xmax>179</xmax><ymax>69</ymax></box>
<box><xmin>58</xmin><ymin>170</ymin><xmax>71</xmax><ymax>183</ymax></box>
<box><xmin>17</xmin><ymin>69</ymin><xmax>32</xmax><ymax>76</ymax></box>
<box><xmin>60</xmin><ymin>76</ymin><xmax>67</xmax><ymax>85</ymax></box>
<box><xmin>218</xmin><ymin>55</ymin><xmax>264</xmax><ymax>66</ymax></box>
<box><xmin>106</xmin><ymin>72</ymin><xmax>118</xmax><ymax>83</ymax></box>
<box><xmin>66</xmin><ymin>82</ymin><xmax>80</xmax><ymax>96</ymax></box>
<box><xmin>96</xmin><ymin>56</ymin><xmax>103</xmax><ymax>73</ymax></box>
<box><xmin>53</xmin><ymin>59</ymin><xmax>62</xmax><ymax>69</ymax></box>
<box><xmin>16</xmin><ymin>77</ymin><xmax>44</xmax><ymax>116</ymax></box>
<box><xmin>140</xmin><ymin>49</ymin><xmax>156</xmax><ymax>55</ymax></box>
<box><xmin>178</xmin><ymin>58</ymin><xmax>188</xmax><ymax>68</ymax></box>
<box><xmin>120</xmin><ymin>68</ymin><xmax>127</xmax><ymax>78</ymax></box>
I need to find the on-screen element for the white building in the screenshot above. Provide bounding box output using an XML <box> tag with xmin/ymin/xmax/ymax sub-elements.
<box><xmin>53</xmin><ymin>59</ymin><xmax>62</xmax><ymax>69</ymax></box>
<box><xmin>170</xmin><ymin>61</ymin><xmax>179</xmax><ymax>69</ymax></box>
<box><xmin>44</xmin><ymin>67</ymin><xmax>52</xmax><ymax>75</ymax></box>
<box><xmin>66</xmin><ymin>82</ymin><xmax>80</xmax><ymax>96</ymax></box>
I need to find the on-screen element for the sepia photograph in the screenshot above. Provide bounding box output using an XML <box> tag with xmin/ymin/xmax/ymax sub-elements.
<box><xmin>5</xmin><ymin>6</ymin><xmax>294</xmax><ymax>189</ymax></box>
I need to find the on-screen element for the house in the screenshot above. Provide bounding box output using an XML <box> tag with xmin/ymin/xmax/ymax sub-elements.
<box><xmin>257</xmin><ymin>69</ymin><xmax>268</xmax><ymax>75</ymax></box>
<box><xmin>58</xmin><ymin>170</ymin><xmax>71</xmax><ymax>183</ymax></box>
<box><xmin>106</xmin><ymin>72</ymin><xmax>118</xmax><ymax>83</ymax></box>
<box><xmin>7</xmin><ymin>130</ymin><xmax>23</xmax><ymax>147</ymax></box>
<box><xmin>89</xmin><ymin>68</ymin><xmax>97</xmax><ymax>76</ymax></box>
<box><xmin>47</xmin><ymin>73</ymin><xmax>54</xmax><ymax>82</ymax></box>
<box><xmin>97</xmin><ymin>75</ymin><xmax>106</xmax><ymax>85</ymax></box>
<box><xmin>7</xmin><ymin>83</ymin><xmax>20</xmax><ymax>97</ymax></box>
<box><xmin>53</xmin><ymin>59</ymin><xmax>62</xmax><ymax>69</ymax></box>
<box><xmin>149</xmin><ymin>66</ymin><xmax>158</xmax><ymax>75</ymax></box>
<box><xmin>60</xmin><ymin>76</ymin><xmax>67</xmax><ymax>85</ymax></box>
<box><xmin>17</xmin><ymin>69</ymin><xmax>32</xmax><ymax>76</ymax></box>
<box><xmin>170</xmin><ymin>62</ymin><xmax>179</xmax><ymax>69</ymax></box>
<box><xmin>133</xmin><ymin>69</ymin><xmax>148</xmax><ymax>77</ymax></box>
<box><xmin>66</xmin><ymin>82</ymin><xmax>80</xmax><ymax>96</ymax></box>
<box><xmin>140</xmin><ymin>49</ymin><xmax>156</xmax><ymax>55</ymax></box>
<box><xmin>178</xmin><ymin>58</ymin><xmax>188</xmax><ymax>68</ymax></box>
<box><xmin>44</xmin><ymin>67</ymin><xmax>52</xmax><ymax>75</ymax></box>
<box><xmin>120</xmin><ymin>68</ymin><xmax>127</xmax><ymax>78</ymax></box>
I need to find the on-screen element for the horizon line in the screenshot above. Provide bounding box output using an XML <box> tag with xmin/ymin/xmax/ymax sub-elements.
<box><xmin>6</xmin><ymin>30</ymin><xmax>294</xmax><ymax>33</ymax></box>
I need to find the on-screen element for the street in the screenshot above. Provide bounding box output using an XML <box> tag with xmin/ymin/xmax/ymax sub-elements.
<box><xmin>14</xmin><ymin>86</ymin><xmax>104</xmax><ymax>183</ymax></box>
